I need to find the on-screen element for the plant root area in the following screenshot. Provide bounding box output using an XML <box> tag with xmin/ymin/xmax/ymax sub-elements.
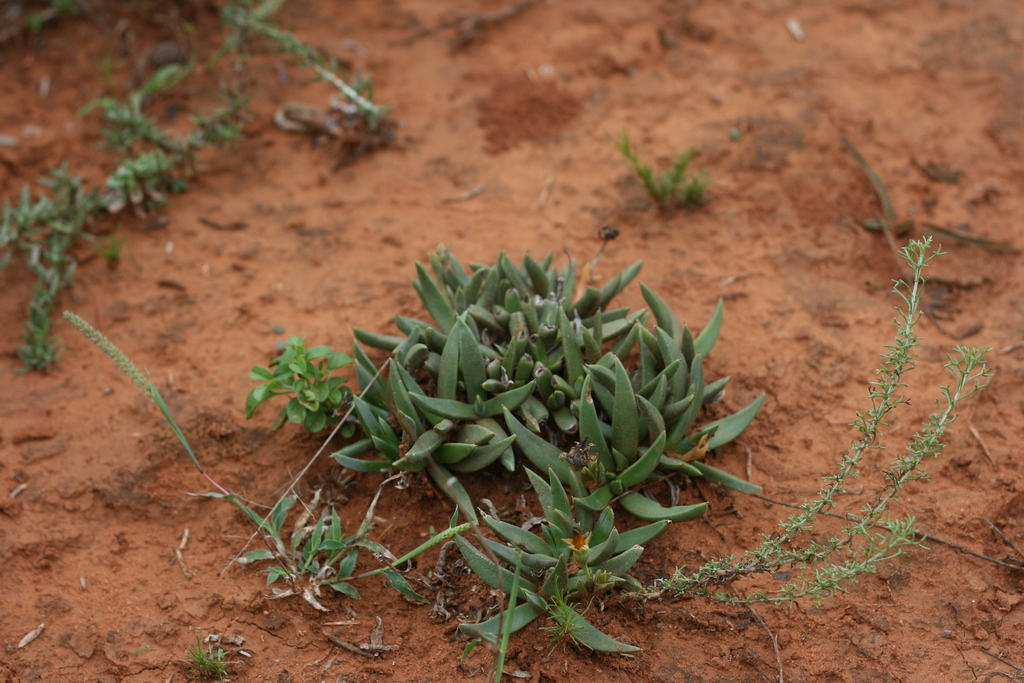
<box><xmin>3</xmin><ymin>1</ymin><xmax>1024</xmax><ymax>681</ymax></box>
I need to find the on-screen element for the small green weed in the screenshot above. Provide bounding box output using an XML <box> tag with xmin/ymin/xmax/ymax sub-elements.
<box><xmin>246</xmin><ymin>336</ymin><xmax>355</xmax><ymax>434</ymax></box>
<box><xmin>186</xmin><ymin>635</ymin><xmax>228</xmax><ymax>679</ymax></box>
<box><xmin>64</xmin><ymin>311</ymin><xmax>469</xmax><ymax>611</ymax></box>
<box><xmin>540</xmin><ymin>593</ymin><xmax>592</xmax><ymax>650</ymax></box>
<box><xmin>4</xmin><ymin>0</ymin><xmax>377</xmax><ymax>372</ymax></box>
<box><xmin>96</xmin><ymin>232</ymin><xmax>125</xmax><ymax>270</ymax></box>
<box><xmin>614</xmin><ymin>127</ymin><xmax>708</xmax><ymax>210</ymax></box>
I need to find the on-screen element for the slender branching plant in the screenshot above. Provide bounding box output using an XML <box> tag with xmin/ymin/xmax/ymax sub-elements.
<box><xmin>648</xmin><ymin>237</ymin><xmax>990</xmax><ymax>604</ymax></box>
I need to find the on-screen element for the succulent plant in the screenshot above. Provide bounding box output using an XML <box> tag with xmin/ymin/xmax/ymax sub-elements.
<box><xmin>331</xmin><ymin>246</ymin><xmax>763</xmax><ymax>522</ymax></box>
<box><xmin>455</xmin><ymin>467</ymin><xmax>668</xmax><ymax>652</ymax></box>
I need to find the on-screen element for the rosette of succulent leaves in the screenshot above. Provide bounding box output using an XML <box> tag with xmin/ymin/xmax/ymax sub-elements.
<box><xmin>456</xmin><ymin>467</ymin><xmax>671</xmax><ymax>651</ymax></box>
<box><xmin>333</xmin><ymin>247</ymin><xmax>764</xmax><ymax>523</ymax></box>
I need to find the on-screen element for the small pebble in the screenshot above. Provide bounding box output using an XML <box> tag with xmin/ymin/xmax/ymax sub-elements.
<box><xmin>272</xmin><ymin>325</ymin><xmax>285</xmax><ymax>334</ymax></box>
<box><xmin>940</xmin><ymin>629</ymin><xmax>952</xmax><ymax>638</ymax></box>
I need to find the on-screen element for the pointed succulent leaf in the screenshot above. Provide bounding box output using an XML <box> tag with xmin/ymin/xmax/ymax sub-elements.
<box><xmin>705</xmin><ymin>393</ymin><xmax>764</xmax><ymax>450</ymax></box>
<box><xmin>640</xmin><ymin>283</ymin><xmax>681</xmax><ymax>339</ymax></box>
<box><xmin>572</xmin><ymin>614</ymin><xmax>641</xmax><ymax>653</ymax></box>
<box><xmin>454</xmin><ymin>535</ymin><xmax>538</xmax><ymax>597</ymax></box>
<box><xmin>611</xmin><ymin>355</ymin><xmax>639</xmax><ymax>461</ymax></box>
<box><xmin>694</xmin><ymin>298</ymin><xmax>724</xmax><ymax>358</ymax></box>
<box><xmin>658</xmin><ymin>454</ymin><xmax>702</xmax><ymax>476</ymax></box>
<box><xmin>590</xmin><ymin>507</ymin><xmax>616</xmax><ymax>547</ymax></box>
<box><xmin>414</xmin><ymin>261</ymin><xmax>456</xmax><ymax>333</ymax></box>
<box><xmin>609</xmin><ymin>320</ymin><xmax>642</xmax><ymax>358</ymax></box>
<box><xmin>394</xmin><ymin>429</ymin><xmax>444</xmax><ymax>469</ymax></box>
<box><xmin>457</xmin><ymin>602</ymin><xmax>542</xmax><ymax>643</ymax></box>
<box><xmin>353</xmin><ymin>328</ymin><xmax>404</xmax><ymax>351</ymax></box>
<box><xmin>578</xmin><ymin>376</ymin><xmax>614</xmax><ymax>471</ymax></box>
<box><xmin>504</xmin><ymin>407</ymin><xmax>572</xmax><ymax>482</ymax></box>
<box><xmin>431</xmin><ymin>442</ymin><xmax>478</xmax><ymax>464</ymax></box>
<box><xmin>615</xmin><ymin>430</ymin><xmax>666</xmax><ymax>490</ymax></box>
<box><xmin>597</xmin><ymin>260</ymin><xmax>642</xmax><ymax>310</ymax></box>
<box><xmin>573</xmin><ymin>485</ymin><xmax>614</xmax><ymax>513</ymax></box>
<box><xmin>619</xmin><ymin>493</ymin><xmax>707</xmax><ymax>522</ymax></box>
<box><xmin>446</xmin><ymin>434</ymin><xmax>516</xmax><ymax>472</ymax></box>
<box><xmin>426</xmin><ymin>459</ymin><xmax>478</xmax><ymax>523</ymax></box>
<box><xmin>557</xmin><ymin>307</ymin><xmax>585</xmax><ymax>387</ymax></box>
<box><xmin>587</xmin><ymin>527</ymin><xmax>620</xmax><ymax>565</ymax></box>
<box><xmin>594</xmin><ymin>544</ymin><xmax>644</xmax><ymax>576</ymax></box>
<box><xmin>483</xmin><ymin>515</ymin><xmax>551</xmax><ymax>556</ymax></box>
<box><xmin>617</xmin><ymin>519</ymin><xmax>670</xmax><ymax>548</ymax></box>
<box><xmin>455</xmin><ymin>314</ymin><xmax>488</xmax><ymax>403</ymax></box>
<box><xmin>436</xmin><ymin>322</ymin><xmax>461</xmax><ymax>400</ymax></box>
<box><xmin>689</xmin><ymin>461</ymin><xmax>762</xmax><ymax>494</ymax></box>
<box><xmin>636</xmin><ymin>395</ymin><xmax>666</xmax><ymax>442</ymax></box>
<box><xmin>571</xmin><ymin>286</ymin><xmax>601</xmax><ymax>318</ymax></box>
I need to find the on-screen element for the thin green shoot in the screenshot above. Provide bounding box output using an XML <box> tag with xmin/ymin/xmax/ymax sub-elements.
<box><xmin>613</xmin><ymin>127</ymin><xmax>708</xmax><ymax>210</ymax></box>
<box><xmin>186</xmin><ymin>635</ymin><xmax>228</xmax><ymax>679</ymax></box>
<box><xmin>494</xmin><ymin>550</ymin><xmax>522</xmax><ymax>683</ymax></box>
<box><xmin>540</xmin><ymin>592</ymin><xmax>591</xmax><ymax>651</ymax></box>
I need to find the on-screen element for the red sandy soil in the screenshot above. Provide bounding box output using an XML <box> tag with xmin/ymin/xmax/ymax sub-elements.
<box><xmin>2</xmin><ymin>1</ymin><xmax>1024</xmax><ymax>681</ymax></box>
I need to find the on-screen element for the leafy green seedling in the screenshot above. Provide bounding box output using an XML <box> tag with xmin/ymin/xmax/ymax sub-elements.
<box><xmin>246</xmin><ymin>336</ymin><xmax>354</xmax><ymax>434</ymax></box>
<box><xmin>614</xmin><ymin>127</ymin><xmax>709</xmax><ymax>210</ymax></box>
<box><xmin>186</xmin><ymin>635</ymin><xmax>228</xmax><ymax>679</ymax></box>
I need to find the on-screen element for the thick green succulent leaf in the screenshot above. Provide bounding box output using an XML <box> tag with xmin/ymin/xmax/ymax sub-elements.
<box><xmin>573</xmin><ymin>485</ymin><xmax>614</xmax><ymax>513</ymax></box>
<box><xmin>414</xmin><ymin>261</ymin><xmax>456</xmax><ymax>333</ymax></box>
<box><xmin>571</xmin><ymin>285</ymin><xmax>601</xmax><ymax>318</ymax></box>
<box><xmin>446</xmin><ymin>434</ymin><xmax>516</xmax><ymax>472</ymax></box>
<box><xmin>426</xmin><ymin>460</ymin><xmax>478</xmax><ymax>523</ymax></box>
<box><xmin>455</xmin><ymin>314</ymin><xmax>488</xmax><ymax>404</ymax></box>
<box><xmin>619</xmin><ymin>492</ymin><xmax>707</xmax><ymax>522</ymax></box>
<box><xmin>617</xmin><ymin>519</ymin><xmax>670</xmax><ymax>548</ymax></box>
<box><xmin>394</xmin><ymin>429</ymin><xmax>443</xmax><ymax>469</ymax></box>
<box><xmin>437</xmin><ymin>321</ymin><xmax>461</xmax><ymax>400</ymax></box>
<box><xmin>484</xmin><ymin>538</ymin><xmax>558</xmax><ymax>569</ymax></box>
<box><xmin>523</xmin><ymin>253</ymin><xmax>552</xmax><ymax>296</ymax></box>
<box><xmin>636</xmin><ymin>395</ymin><xmax>666</xmax><ymax>446</ymax></box>
<box><xmin>705</xmin><ymin>393</ymin><xmax>764</xmax><ymax>450</ymax></box>
<box><xmin>572</xmin><ymin>615</ymin><xmax>641</xmax><ymax>653</ymax></box>
<box><xmin>597</xmin><ymin>260</ymin><xmax>643</xmax><ymax>310</ymax></box>
<box><xmin>611</xmin><ymin>355</ymin><xmax>639</xmax><ymax>461</ymax></box>
<box><xmin>578</xmin><ymin>376</ymin><xmax>614</xmax><ymax>471</ymax></box>
<box><xmin>548</xmin><ymin>468</ymin><xmax>573</xmax><ymax>522</ymax></box>
<box><xmin>558</xmin><ymin>307</ymin><xmax>585</xmax><ymax>387</ymax></box>
<box><xmin>590</xmin><ymin>507</ymin><xmax>616</xmax><ymax>546</ymax></box>
<box><xmin>410</xmin><ymin>380</ymin><xmax>536</xmax><ymax>421</ymax></box>
<box><xmin>499</xmin><ymin>252</ymin><xmax>532</xmax><ymax>297</ymax></box>
<box><xmin>694</xmin><ymin>298</ymin><xmax>724</xmax><ymax>358</ymax></box>
<box><xmin>353</xmin><ymin>328</ymin><xmax>404</xmax><ymax>351</ymax></box>
<box><xmin>525</xmin><ymin>467</ymin><xmax>554</xmax><ymax>522</ymax></box>
<box><xmin>454</xmin><ymin>534</ymin><xmax>538</xmax><ymax>597</ymax></box>
<box><xmin>431</xmin><ymin>442</ymin><xmax>478</xmax><ymax>464</ymax></box>
<box><xmin>615</xmin><ymin>430</ymin><xmax>666</xmax><ymax>490</ymax></box>
<box><xmin>332</xmin><ymin>453</ymin><xmax>391</xmax><ymax>472</ymax></box>
<box><xmin>609</xmin><ymin>320</ymin><xmax>642</xmax><ymax>358</ymax></box>
<box><xmin>703</xmin><ymin>376</ymin><xmax>730</xmax><ymax>402</ymax></box>
<box><xmin>587</xmin><ymin>528</ymin><xmax>620</xmax><ymax>565</ymax></box>
<box><xmin>640</xmin><ymin>283</ymin><xmax>681</xmax><ymax>340</ymax></box>
<box><xmin>689</xmin><ymin>461</ymin><xmax>762</xmax><ymax>494</ymax></box>
<box><xmin>503</xmin><ymin>407</ymin><xmax>572</xmax><ymax>482</ymax></box>
<box><xmin>457</xmin><ymin>602</ymin><xmax>542</xmax><ymax>643</ymax></box>
<box><xmin>483</xmin><ymin>515</ymin><xmax>551</xmax><ymax>556</ymax></box>
<box><xmin>594</xmin><ymin>543</ymin><xmax>644</xmax><ymax>576</ymax></box>
<box><xmin>657</xmin><ymin>454</ymin><xmax>702</xmax><ymax>476</ymax></box>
